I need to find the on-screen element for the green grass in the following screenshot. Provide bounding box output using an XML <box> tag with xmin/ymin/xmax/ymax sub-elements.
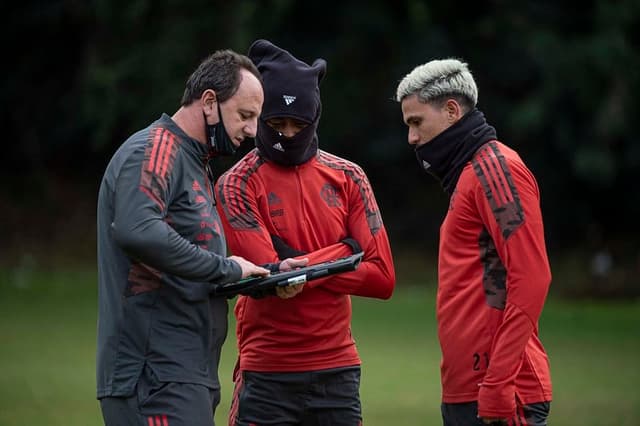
<box><xmin>0</xmin><ymin>266</ymin><xmax>638</xmax><ymax>425</ymax></box>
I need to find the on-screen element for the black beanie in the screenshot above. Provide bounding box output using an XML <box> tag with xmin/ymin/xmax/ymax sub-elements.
<box><xmin>248</xmin><ymin>39</ymin><xmax>326</xmax><ymax>123</ymax></box>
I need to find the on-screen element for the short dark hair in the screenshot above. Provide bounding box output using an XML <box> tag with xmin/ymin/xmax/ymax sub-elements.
<box><xmin>180</xmin><ymin>49</ymin><xmax>261</xmax><ymax>106</ymax></box>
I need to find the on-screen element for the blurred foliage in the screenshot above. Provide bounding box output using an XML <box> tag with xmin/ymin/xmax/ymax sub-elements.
<box><xmin>2</xmin><ymin>0</ymin><xmax>639</xmax><ymax>295</ymax></box>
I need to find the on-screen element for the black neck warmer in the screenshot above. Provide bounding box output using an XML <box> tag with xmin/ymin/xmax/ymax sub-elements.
<box><xmin>255</xmin><ymin>115</ymin><xmax>319</xmax><ymax>166</ymax></box>
<box><xmin>415</xmin><ymin>108</ymin><xmax>497</xmax><ymax>196</ymax></box>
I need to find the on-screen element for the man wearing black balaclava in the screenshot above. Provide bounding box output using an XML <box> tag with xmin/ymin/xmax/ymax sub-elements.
<box><xmin>396</xmin><ymin>59</ymin><xmax>553</xmax><ymax>426</ymax></box>
<box><xmin>215</xmin><ymin>40</ymin><xmax>396</xmax><ymax>426</ymax></box>
<box><xmin>252</xmin><ymin>38</ymin><xmax>325</xmax><ymax>166</ymax></box>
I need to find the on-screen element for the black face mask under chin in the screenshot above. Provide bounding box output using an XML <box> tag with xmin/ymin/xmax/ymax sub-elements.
<box><xmin>256</xmin><ymin>119</ymin><xmax>318</xmax><ymax>166</ymax></box>
<box><xmin>205</xmin><ymin>102</ymin><xmax>236</xmax><ymax>156</ymax></box>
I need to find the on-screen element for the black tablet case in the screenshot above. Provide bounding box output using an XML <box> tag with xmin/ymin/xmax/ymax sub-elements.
<box><xmin>212</xmin><ymin>252</ymin><xmax>364</xmax><ymax>297</ymax></box>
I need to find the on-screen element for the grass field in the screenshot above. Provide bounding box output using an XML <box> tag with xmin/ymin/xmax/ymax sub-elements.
<box><xmin>0</xmin><ymin>266</ymin><xmax>638</xmax><ymax>426</ymax></box>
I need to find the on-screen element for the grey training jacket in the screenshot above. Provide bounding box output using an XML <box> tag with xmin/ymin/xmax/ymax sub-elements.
<box><xmin>96</xmin><ymin>113</ymin><xmax>241</xmax><ymax>399</ymax></box>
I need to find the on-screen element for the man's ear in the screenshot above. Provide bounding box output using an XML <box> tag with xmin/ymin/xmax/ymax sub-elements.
<box><xmin>201</xmin><ymin>89</ymin><xmax>218</xmax><ymax>117</ymax></box>
<box><xmin>445</xmin><ymin>99</ymin><xmax>462</xmax><ymax>123</ymax></box>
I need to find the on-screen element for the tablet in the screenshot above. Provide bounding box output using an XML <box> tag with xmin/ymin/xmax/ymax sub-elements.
<box><xmin>212</xmin><ymin>251</ymin><xmax>364</xmax><ymax>297</ymax></box>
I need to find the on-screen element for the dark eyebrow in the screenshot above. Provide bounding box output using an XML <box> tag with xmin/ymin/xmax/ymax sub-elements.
<box><xmin>405</xmin><ymin>115</ymin><xmax>421</xmax><ymax>125</ymax></box>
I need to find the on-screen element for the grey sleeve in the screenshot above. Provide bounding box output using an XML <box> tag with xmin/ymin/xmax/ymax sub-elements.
<box><xmin>110</xmin><ymin>149</ymin><xmax>242</xmax><ymax>285</ymax></box>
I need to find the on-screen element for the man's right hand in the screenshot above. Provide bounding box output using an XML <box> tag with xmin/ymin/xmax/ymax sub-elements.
<box><xmin>229</xmin><ymin>255</ymin><xmax>271</xmax><ymax>279</ymax></box>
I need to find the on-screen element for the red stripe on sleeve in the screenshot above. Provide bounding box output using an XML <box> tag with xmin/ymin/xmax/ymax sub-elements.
<box><xmin>148</xmin><ymin>128</ymin><xmax>164</xmax><ymax>172</ymax></box>
<box><xmin>155</xmin><ymin>131</ymin><xmax>169</xmax><ymax>175</ymax></box>
<box><xmin>160</xmin><ymin>133</ymin><xmax>175</xmax><ymax>178</ymax></box>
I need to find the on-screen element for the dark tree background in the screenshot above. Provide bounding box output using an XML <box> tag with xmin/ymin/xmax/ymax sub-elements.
<box><xmin>2</xmin><ymin>0</ymin><xmax>639</xmax><ymax>297</ymax></box>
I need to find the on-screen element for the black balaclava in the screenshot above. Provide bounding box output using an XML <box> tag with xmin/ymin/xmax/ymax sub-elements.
<box><xmin>415</xmin><ymin>108</ymin><xmax>497</xmax><ymax>196</ymax></box>
<box><xmin>248</xmin><ymin>39</ymin><xmax>326</xmax><ymax>166</ymax></box>
<box><xmin>205</xmin><ymin>101</ymin><xmax>236</xmax><ymax>156</ymax></box>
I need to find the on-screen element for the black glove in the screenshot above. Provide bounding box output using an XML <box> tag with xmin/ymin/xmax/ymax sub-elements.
<box><xmin>270</xmin><ymin>234</ymin><xmax>307</xmax><ymax>259</ymax></box>
<box><xmin>341</xmin><ymin>237</ymin><xmax>362</xmax><ymax>254</ymax></box>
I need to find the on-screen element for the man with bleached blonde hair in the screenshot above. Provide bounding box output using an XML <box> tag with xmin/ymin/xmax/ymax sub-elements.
<box><xmin>396</xmin><ymin>58</ymin><xmax>553</xmax><ymax>425</ymax></box>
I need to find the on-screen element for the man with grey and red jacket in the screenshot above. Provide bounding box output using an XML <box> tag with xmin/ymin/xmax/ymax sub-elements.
<box><xmin>216</xmin><ymin>39</ymin><xmax>396</xmax><ymax>426</ymax></box>
<box><xmin>96</xmin><ymin>48</ymin><xmax>305</xmax><ymax>426</ymax></box>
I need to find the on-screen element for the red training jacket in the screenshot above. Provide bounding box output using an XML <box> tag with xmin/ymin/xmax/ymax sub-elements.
<box><xmin>438</xmin><ymin>141</ymin><xmax>552</xmax><ymax>418</ymax></box>
<box><xmin>215</xmin><ymin>149</ymin><xmax>396</xmax><ymax>372</ymax></box>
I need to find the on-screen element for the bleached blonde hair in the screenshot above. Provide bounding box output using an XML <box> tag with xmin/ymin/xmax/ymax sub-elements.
<box><xmin>395</xmin><ymin>58</ymin><xmax>478</xmax><ymax>110</ymax></box>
